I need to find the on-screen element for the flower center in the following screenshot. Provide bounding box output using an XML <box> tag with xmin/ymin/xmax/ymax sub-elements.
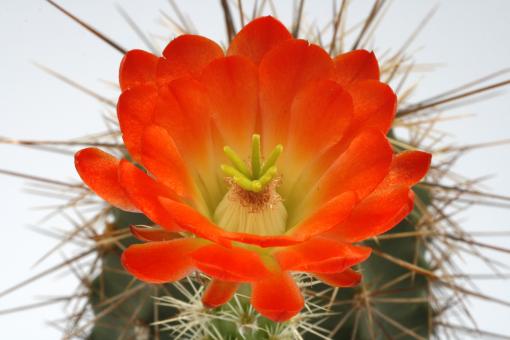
<box><xmin>213</xmin><ymin>135</ymin><xmax>287</xmax><ymax>236</ymax></box>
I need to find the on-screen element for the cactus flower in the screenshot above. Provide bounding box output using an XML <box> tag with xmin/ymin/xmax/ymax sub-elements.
<box><xmin>74</xmin><ymin>16</ymin><xmax>431</xmax><ymax>322</ymax></box>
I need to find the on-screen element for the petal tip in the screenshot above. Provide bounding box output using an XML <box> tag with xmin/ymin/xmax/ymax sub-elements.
<box><xmin>334</xmin><ymin>49</ymin><xmax>380</xmax><ymax>85</ymax></box>
<box><xmin>202</xmin><ymin>280</ymin><xmax>239</xmax><ymax>308</ymax></box>
<box><xmin>228</xmin><ymin>16</ymin><xmax>292</xmax><ymax>64</ymax></box>
<box><xmin>119</xmin><ymin>49</ymin><xmax>158</xmax><ymax>91</ymax></box>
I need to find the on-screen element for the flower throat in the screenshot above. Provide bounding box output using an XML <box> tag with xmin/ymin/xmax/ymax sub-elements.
<box><xmin>213</xmin><ymin>135</ymin><xmax>287</xmax><ymax>236</ymax></box>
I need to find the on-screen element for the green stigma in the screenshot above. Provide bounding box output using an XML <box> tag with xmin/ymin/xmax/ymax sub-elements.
<box><xmin>221</xmin><ymin>134</ymin><xmax>283</xmax><ymax>193</ymax></box>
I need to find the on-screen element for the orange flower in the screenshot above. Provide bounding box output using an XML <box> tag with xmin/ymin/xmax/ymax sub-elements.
<box><xmin>75</xmin><ymin>17</ymin><xmax>431</xmax><ymax>322</ymax></box>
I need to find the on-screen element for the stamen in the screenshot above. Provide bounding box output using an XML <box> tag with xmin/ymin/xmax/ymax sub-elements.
<box><xmin>214</xmin><ymin>180</ymin><xmax>287</xmax><ymax>236</ymax></box>
<box><xmin>220</xmin><ymin>135</ymin><xmax>283</xmax><ymax>193</ymax></box>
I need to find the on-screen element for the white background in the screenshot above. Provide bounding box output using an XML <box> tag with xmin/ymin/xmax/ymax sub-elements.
<box><xmin>1</xmin><ymin>0</ymin><xmax>510</xmax><ymax>338</ymax></box>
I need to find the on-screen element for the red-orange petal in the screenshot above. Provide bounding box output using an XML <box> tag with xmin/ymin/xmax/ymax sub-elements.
<box><xmin>288</xmin><ymin>191</ymin><xmax>357</xmax><ymax>239</ymax></box>
<box><xmin>202</xmin><ymin>280</ymin><xmax>240</xmax><ymax>308</ymax></box>
<box><xmin>274</xmin><ymin>237</ymin><xmax>371</xmax><ymax>273</ymax></box>
<box><xmin>223</xmin><ymin>232</ymin><xmax>301</xmax><ymax>248</ymax></box>
<box><xmin>333</xmin><ymin>50</ymin><xmax>379</xmax><ymax>86</ymax></box>
<box><xmin>200</xmin><ymin>56</ymin><xmax>258</xmax><ymax>155</ymax></box>
<box><xmin>130</xmin><ymin>225</ymin><xmax>180</xmax><ymax>242</ymax></box>
<box><xmin>324</xmin><ymin>151</ymin><xmax>430</xmax><ymax>242</ymax></box>
<box><xmin>121</xmin><ymin>238</ymin><xmax>202</xmax><ymax>283</ymax></box>
<box><xmin>119</xmin><ymin>49</ymin><xmax>158</xmax><ymax>91</ymax></box>
<box><xmin>118</xmin><ymin>160</ymin><xmax>182</xmax><ymax>232</ymax></box>
<box><xmin>162</xmin><ymin>34</ymin><xmax>224</xmax><ymax>78</ymax></box>
<box><xmin>152</xmin><ymin>78</ymin><xmax>213</xmax><ymax>168</ymax></box>
<box><xmin>326</xmin><ymin>186</ymin><xmax>414</xmax><ymax>243</ymax></box>
<box><xmin>347</xmin><ymin>80</ymin><xmax>397</xmax><ymax>135</ymax></box>
<box><xmin>222</xmin><ymin>192</ymin><xmax>355</xmax><ymax>247</ymax></box>
<box><xmin>379</xmin><ymin>150</ymin><xmax>432</xmax><ymax>188</ymax></box>
<box><xmin>259</xmin><ymin>39</ymin><xmax>334</xmax><ymax>149</ymax></box>
<box><xmin>157</xmin><ymin>197</ymin><xmax>230</xmax><ymax>246</ymax></box>
<box><xmin>191</xmin><ymin>244</ymin><xmax>269</xmax><ymax>282</ymax></box>
<box><xmin>74</xmin><ymin>148</ymin><xmax>138</xmax><ymax>212</ymax></box>
<box><xmin>155</xmin><ymin>57</ymin><xmax>188</xmax><ymax>86</ymax></box>
<box><xmin>228</xmin><ymin>16</ymin><xmax>292</xmax><ymax>65</ymax></box>
<box><xmin>306</xmin><ymin>129</ymin><xmax>393</xmax><ymax>207</ymax></box>
<box><xmin>315</xmin><ymin>268</ymin><xmax>362</xmax><ymax>287</ymax></box>
<box><xmin>251</xmin><ymin>271</ymin><xmax>304</xmax><ymax>322</ymax></box>
<box><xmin>286</xmin><ymin>79</ymin><xmax>353</xmax><ymax>166</ymax></box>
<box><xmin>117</xmin><ymin>84</ymin><xmax>157</xmax><ymax>162</ymax></box>
<box><xmin>141</xmin><ymin>125</ymin><xmax>195</xmax><ymax>199</ymax></box>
